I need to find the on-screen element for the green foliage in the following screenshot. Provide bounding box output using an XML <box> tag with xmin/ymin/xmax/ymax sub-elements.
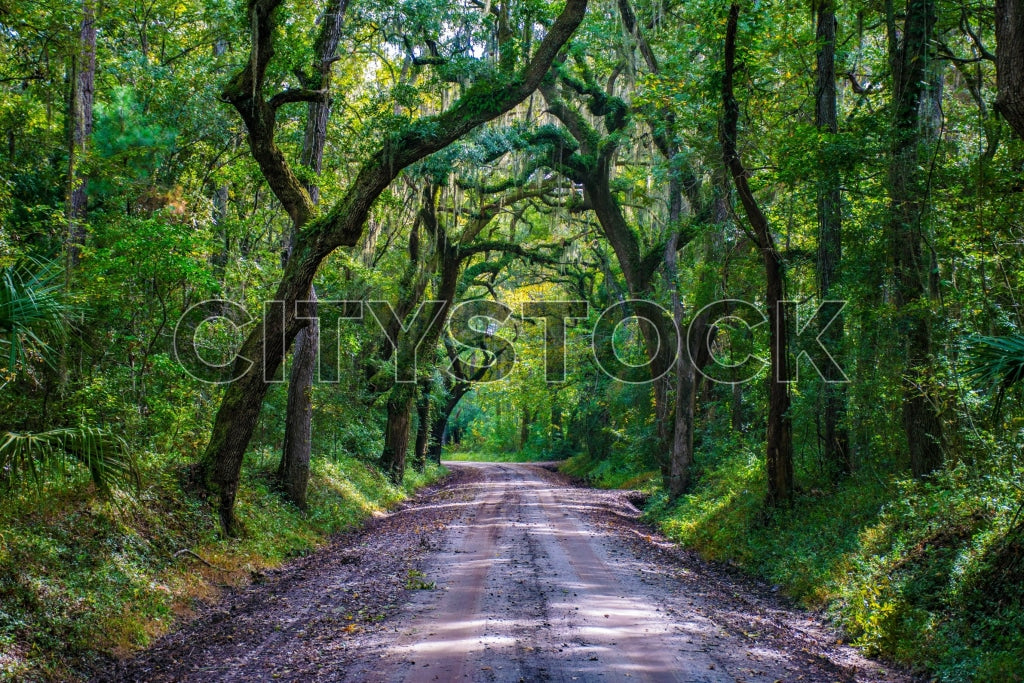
<box><xmin>966</xmin><ymin>335</ymin><xmax>1024</xmax><ymax>413</ymax></box>
<box><xmin>3</xmin><ymin>0</ymin><xmax>1024</xmax><ymax>678</ymax></box>
<box><xmin>0</xmin><ymin>428</ymin><xmax>139</xmax><ymax>496</ymax></box>
<box><xmin>404</xmin><ymin>568</ymin><xmax>436</xmax><ymax>589</ymax></box>
<box><xmin>444</xmin><ymin>450</ymin><xmax>551</xmax><ymax>463</ymax></box>
<box><xmin>0</xmin><ymin>259</ymin><xmax>70</xmax><ymax>374</ymax></box>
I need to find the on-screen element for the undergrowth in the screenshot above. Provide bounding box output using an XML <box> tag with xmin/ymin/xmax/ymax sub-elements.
<box><xmin>563</xmin><ymin>437</ymin><xmax>1024</xmax><ymax>681</ymax></box>
<box><xmin>443</xmin><ymin>449</ymin><xmax>556</xmax><ymax>463</ymax></box>
<box><xmin>0</xmin><ymin>450</ymin><xmax>445</xmax><ymax>681</ymax></box>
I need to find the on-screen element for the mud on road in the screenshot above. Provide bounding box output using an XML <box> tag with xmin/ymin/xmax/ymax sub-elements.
<box><xmin>106</xmin><ymin>463</ymin><xmax>913</xmax><ymax>683</ymax></box>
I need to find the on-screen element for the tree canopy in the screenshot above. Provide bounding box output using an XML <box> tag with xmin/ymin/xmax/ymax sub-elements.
<box><xmin>3</xmin><ymin>0</ymin><xmax>1024</xmax><ymax>677</ymax></box>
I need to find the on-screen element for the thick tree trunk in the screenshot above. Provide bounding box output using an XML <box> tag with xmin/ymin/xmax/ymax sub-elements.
<box><xmin>203</xmin><ymin>0</ymin><xmax>587</xmax><ymax>533</ymax></box>
<box><xmin>67</xmin><ymin>0</ymin><xmax>97</xmax><ymax>267</ymax></box>
<box><xmin>815</xmin><ymin>0</ymin><xmax>850</xmax><ymax>477</ymax></box>
<box><xmin>381</xmin><ymin>384</ymin><xmax>415</xmax><ymax>483</ymax></box>
<box><xmin>888</xmin><ymin>0</ymin><xmax>943</xmax><ymax>477</ymax></box>
<box><xmin>996</xmin><ymin>0</ymin><xmax>1024</xmax><ymax>139</ymax></box>
<box><xmin>723</xmin><ymin>4</ymin><xmax>793</xmax><ymax>506</ymax></box>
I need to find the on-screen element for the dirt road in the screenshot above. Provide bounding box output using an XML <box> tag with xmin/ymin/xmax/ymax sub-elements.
<box><xmin>109</xmin><ymin>463</ymin><xmax>910</xmax><ymax>682</ymax></box>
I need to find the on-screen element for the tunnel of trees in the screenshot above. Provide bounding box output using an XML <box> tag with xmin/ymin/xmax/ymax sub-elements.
<box><xmin>2</xmin><ymin>0</ymin><xmax>1024</xmax><ymax>677</ymax></box>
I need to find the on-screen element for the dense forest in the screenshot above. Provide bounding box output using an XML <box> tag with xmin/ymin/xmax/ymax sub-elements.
<box><xmin>2</xmin><ymin>0</ymin><xmax>1024</xmax><ymax>678</ymax></box>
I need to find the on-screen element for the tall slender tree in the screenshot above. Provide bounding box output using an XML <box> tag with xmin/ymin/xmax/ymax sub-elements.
<box><xmin>887</xmin><ymin>0</ymin><xmax>944</xmax><ymax>476</ymax></box>
<box><xmin>722</xmin><ymin>3</ymin><xmax>793</xmax><ymax>505</ymax></box>
<box><xmin>277</xmin><ymin>0</ymin><xmax>349</xmax><ymax>510</ymax></box>
<box><xmin>815</xmin><ymin>0</ymin><xmax>850</xmax><ymax>476</ymax></box>
<box><xmin>66</xmin><ymin>0</ymin><xmax>97</xmax><ymax>268</ymax></box>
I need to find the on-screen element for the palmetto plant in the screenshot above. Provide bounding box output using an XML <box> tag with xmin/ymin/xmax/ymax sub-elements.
<box><xmin>0</xmin><ymin>427</ymin><xmax>139</xmax><ymax>494</ymax></box>
<box><xmin>0</xmin><ymin>257</ymin><xmax>69</xmax><ymax>374</ymax></box>
<box><xmin>966</xmin><ymin>335</ymin><xmax>1024</xmax><ymax>415</ymax></box>
<box><xmin>0</xmin><ymin>259</ymin><xmax>139</xmax><ymax>494</ymax></box>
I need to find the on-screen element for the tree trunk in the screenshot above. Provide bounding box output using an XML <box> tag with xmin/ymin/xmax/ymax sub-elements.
<box><xmin>413</xmin><ymin>379</ymin><xmax>431</xmax><ymax>470</ymax></box>
<box><xmin>67</xmin><ymin>0</ymin><xmax>97</xmax><ymax>268</ymax></box>
<box><xmin>996</xmin><ymin>0</ymin><xmax>1024</xmax><ymax>139</ymax></box>
<box><xmin>731</xmin><ymin>382</ymin><xmax>744</xmax><ymax>432</ymax></box>
<box><xmin>428</xmin><ymin>412</ymin><xmax>447</xmax><ymax>463</ymax></box>
<box><xmin>211</xmin><ymin>183</ymin><xmax>230</xmax><ymax>284</ymax></box>
<box><xmin>381</xmin><ymin>383</ymin><xmax>415</xmax><ymax>483</ymax></box>
<box><xmin>519</xmin><ymin>408</ymin><xmax>532</xmax><ymax>451</ymax></box>
<box><xmin>428</xmin><ymin>389</ymin><xmax>466</xmax><ymax>462</ymax></box>
<box><xmin>277</xmin><ymin>291</ymin><xmax>317</xmax><ymax>508</ymax></box>
<box><xmin>379</xmin><ymin>191</ymin><xmax>461</xmax><ymax>482</ymax></box>
<box><xmin>277</xmin><ymin>0</ymin><xmax>347</xmax><ymax>508</ymax></box>
<box><xmin>887</xmin><ymin>0</ymin><xmax>943</xmax><ymax>477</ymax></box>
<box><xmin>815</xmin><ymin>0</ymin><xmax>850</xmax><ymax>477</ymax></box>
<box><xmin>722</xmin><ymin>4</ymin><xmax>793</xmax><ymax>506</ymax></box>
<box><xmin>663</xmin><ymin>179</ymin><xmax>691</xmax><ymax>498</ymax></box>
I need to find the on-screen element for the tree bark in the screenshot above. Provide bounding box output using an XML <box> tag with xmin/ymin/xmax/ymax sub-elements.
<box><xmin>277</xmin><ymin>0</ymin><xmax>348</xmax><ymax>509</ymax></box>
<box><xmin>380</xmin><ymin>383</ymin><xmax>415</xmax><ymax>482</ymax></box>
<box><xmin>278</xmin><ymin>292</ymin><xmax>317</xmax><ymax>508</ymax></box>
<box><xmin>996</xmin><ymin>0</ymin><xmax>1024</xmax><ymax>139</ymax></box>
<box><xmin>887</xmin><ymin>0</ymin><xmax>943</xmax><ymax>477</ymax></box>
<box><xmin>722</xmin><ymin>4</ymin><xmax>793</xmax><ymax>506</ymax></box>
<box><xmin>815</xmin><ymin>0</ymin><xmax>850</xmax><ymax>477</ymax></box>
<box><xmin>428</xmin><ymin>392</ymin><xmax>461</xmax><ymax>462</ymax></box>
<box><xmin>413</xmin><ymin>379</ymin><xmax>431</xmax><ymax>470</ymax></box>
<box><xmin>201</xmin><ymin>0</ymin><xmax>588</xmax><ymax>534</ymax></box>
<box><xmin>67</xmin><ymin>0</ymin><xmax>97</xmax><ymax>268</ymax></box>
<box><xmin>519</xmin><ymin>408</ymin><xmax>532</xmax><ymax>450</ymax></box>
<box><xmin>427</xmin><ymin>372</ymin><xmax>476</xmax><ymax>462</ymax></box>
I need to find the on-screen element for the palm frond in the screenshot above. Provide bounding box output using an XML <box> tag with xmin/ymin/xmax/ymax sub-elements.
<box><xmin>0</xmin><ymin>427</ymin><xmax>140</xmax><ymax>495</ymax></box>
<box><xmin>0</xmin><ymin>257</ymin><xmax>72</xmax><ymax>372</ymax></box>
<box><xmin>965</xmin><ymin>334</ymin><xmax>1024</xmax><ymax>414</ymax></box>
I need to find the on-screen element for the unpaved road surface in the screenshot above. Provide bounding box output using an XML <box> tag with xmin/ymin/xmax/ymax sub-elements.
<box><xmin>107</xmin><ymin>463</ymin><xmax>911</xmax><ymax>682</ymax></box>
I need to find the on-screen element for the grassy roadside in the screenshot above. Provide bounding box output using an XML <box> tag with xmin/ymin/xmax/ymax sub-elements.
<box><xmin>562</xmin><ymin>442</ymin><xmax>1024</xmax><ymax>681</ymax></box>
<box><xmin>0</xmin><ymin>451</ymin><xmax>446</xmax><ymax>681</ymax></box>
<box><xmin>443</xmin><ymin>450</ymin><xmax>555</xmax><ymax>463</ymax></box>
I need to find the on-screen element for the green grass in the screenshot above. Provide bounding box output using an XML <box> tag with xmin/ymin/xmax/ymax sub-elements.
<box><xmin>560</xmin><ymin>451</ymin><xmax>661</xmax><ymax>490</ymax></box>
<box><xmin>443</xmin><ymin>449</ymin><xmax>558</xmax><ymax>463</ymax></box>
<box><xmin>0</xmin><ymin>451</ymin><xmax>446</xmax><ymax>681</ymax></box>
<box><xmin>563</xmin><ymin>444</ymin><xmax>1024</xmax><ymax>681</ymax></box>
